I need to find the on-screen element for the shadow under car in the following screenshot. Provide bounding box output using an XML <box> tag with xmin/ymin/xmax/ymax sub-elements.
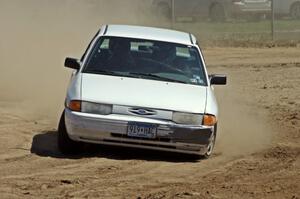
<box><xmin>31</xmin><ymin>131</ymin><xmax>204</xmax><ymax>163</ymax></box>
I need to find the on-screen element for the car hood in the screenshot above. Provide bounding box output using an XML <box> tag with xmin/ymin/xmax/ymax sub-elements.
<box><xmin>81</xmin><ymin>74</ymin><xmax>207</xmax><ymax>114</ymax></box>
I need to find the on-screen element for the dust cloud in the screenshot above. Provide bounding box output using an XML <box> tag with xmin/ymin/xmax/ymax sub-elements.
<box><xmin>0</xmin><ymin>0</ymin><xmax>272</xmax><ymax>156</ymax></box>
<box><xmin>0</xmin><ymin>0</ymin><xmax>155</xmax><ymax>119</ymax></box>
<box><xmin>216</xmin><ymin>93</ymin><xmax>272</xmax><ymax>157</ymax></box>
<box><xmin>212</xmin><ymin>69</ymin><xmax>273</xmax><ymax>157</ymax></box>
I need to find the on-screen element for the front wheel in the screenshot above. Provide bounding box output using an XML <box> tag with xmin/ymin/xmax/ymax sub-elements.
<box><xmin>201</xmin><ymin>124</ymin><xmax>217</xmax><ymax>159</ymax></box>
<box><xmin>57</xmin><ymin>111</ymin><xmax>83</xmax><ymax>155</ymax></box>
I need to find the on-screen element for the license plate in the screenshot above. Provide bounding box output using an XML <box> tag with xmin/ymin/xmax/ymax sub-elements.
<box><xmin>127</xmin><ymin>123</ymin><xmax>157</xmax><ymax>139</ymax></box>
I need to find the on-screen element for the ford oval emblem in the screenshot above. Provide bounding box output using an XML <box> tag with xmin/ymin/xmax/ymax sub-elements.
<box><xmin>138</xmin><ymin>109</ymin><xmax>147</xmax><ymax>115</ymax></box>
<box><xmin>129</xmin><ymin>108</ymin><xmax>156</xmax><ymax>116</ymax></box>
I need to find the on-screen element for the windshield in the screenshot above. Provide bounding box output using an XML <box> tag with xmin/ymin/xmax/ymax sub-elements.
<box><xmin>83</xmin><ymin>36</ymin><xmax>207</xmax><ymax>86</ymax></box>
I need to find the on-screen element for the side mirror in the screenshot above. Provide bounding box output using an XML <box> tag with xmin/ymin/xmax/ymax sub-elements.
<box><xmin>209</xmin><ymin>74</ymin><xmax>227</xmax><ymax>85</ymax></box>
<box><xmin>64</xmin><ymin>57</ymin><xmax>80</xmax><ymax>70</ymax></box>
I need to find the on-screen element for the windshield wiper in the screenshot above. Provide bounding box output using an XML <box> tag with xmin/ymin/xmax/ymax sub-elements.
<box><xmin>130</xmin><ymin>72</ymin><xmax>187</xmax><ymax>84</ymax></box>
<box><xmin>84</xmin><ymin>69</ymin><xmax>119</xmax><ymax>75</ymax></box>
<box><xmin>84</xmin><ymin>70</ymin><xmax>187</xmax><ymax>84</ymax></box>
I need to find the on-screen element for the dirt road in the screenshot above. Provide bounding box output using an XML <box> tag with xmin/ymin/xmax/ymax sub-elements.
<box><xmin>0</xmin><ymin>47</ymin><xmax>299</xmax><ymax>199</ymax></box>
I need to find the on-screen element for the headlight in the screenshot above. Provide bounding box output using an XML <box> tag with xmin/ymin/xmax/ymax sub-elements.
<box><xmin>172</xmin><ymin>112</ymin><xmax>203</xmax><ymax>125</ymax></box>
<box><xmin>68</xmin><ymin>100</ymin><xmax>112</xmax><ymax>115</ymax></box>
<box><xmin>82</xmin><ymin>102</ymin><xmax>112</xmax><ymax>115</ymax></box>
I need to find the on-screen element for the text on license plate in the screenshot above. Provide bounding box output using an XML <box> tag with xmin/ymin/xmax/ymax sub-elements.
<box><xmin>127</xmin><ymin>123</ymin><xmax>157</xmax><ymax>139</ymax></box>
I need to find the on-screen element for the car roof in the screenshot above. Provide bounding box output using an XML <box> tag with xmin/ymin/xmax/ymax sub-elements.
<box><xmin>99</xmin><ymin>25</ymin><xmax>197</xmax><ymax>46</ymax></box>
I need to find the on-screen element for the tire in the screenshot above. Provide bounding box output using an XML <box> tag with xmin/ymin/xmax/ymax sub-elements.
<box><xmin>57</xmin><ymin>111</ymin><xmax>83</xmax><ymax>155</ymax></box>
<box><xmin>290</xmin><ymin>3</ymin><xmax>300</xmax><ymax>19</ymax></box>
<box><xmin>210</xmin><ymin>3</ymin><xmax>225</xmax><ymax>22</ymax></box>
<box><xmin>201</xmin><ymin>124</ymin><xmax>217</xmax><ymax>159</ymax></box>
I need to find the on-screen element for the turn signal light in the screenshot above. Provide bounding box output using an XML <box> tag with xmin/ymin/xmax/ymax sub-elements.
<box><xmin>69</xmin><ymin>100</ymin><xmax>81</xmax><ymax>112</ymax></box>
<box><xmin>203</xmin><ymin>115</ymin><xmax>217</xmax><ymax>126</ymax></box>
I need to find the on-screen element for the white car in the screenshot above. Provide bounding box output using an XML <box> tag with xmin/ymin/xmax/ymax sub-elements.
<box><xmin>232</xmin><ymin>0</ymin><xmax>271</xmax><ymax>18</ymax></box>
<box><xmin>58</xmin><ymin>25</ymin><xmax>226</xmax><ymax>158</ymax></box>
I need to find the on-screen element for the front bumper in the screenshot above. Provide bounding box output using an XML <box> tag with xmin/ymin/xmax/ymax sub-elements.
<box><xmin>64</xmin><ymin>109</ymin><xmax>214</xmax><ymax>155</ymax></box>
